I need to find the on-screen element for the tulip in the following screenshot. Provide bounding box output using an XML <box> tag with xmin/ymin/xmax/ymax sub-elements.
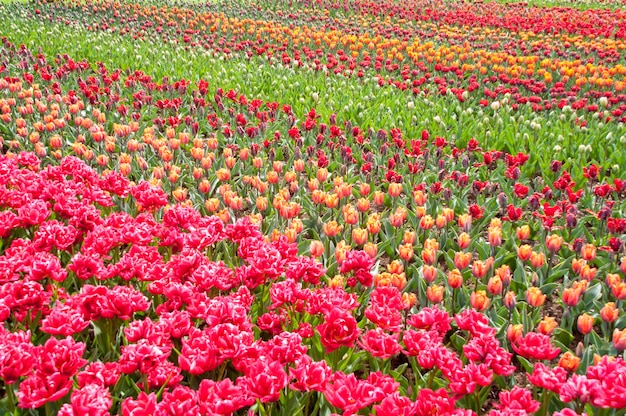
<box><xmin>342</xmin><ymin>204</ymin><xmax>359</xmax><ymax>225</ymax></box>
<box><xmin>517</xmin><ymin>244</ymin><xmax>533</xmax><ymax>261</ymax></box>
<box><xmin>366</xmin><ymin>214</ymin><xmax>381</xmax><ymax>234</ymax></box>
<box><xmin>435</xmin><ymin>215</ymin><xmax>447</xmax><ymax>229</ymax></box>
<box><xmin>205</xmin><ymin>198</ymin><xmax>220</xmax><ymax>213</ymax></box>
<box><xmin>488</xmin><ymin>226</ymin><xmax>502</xmax><ymax>247</ymax></box>
<box><xmin>454</xmin><ymin>252</ymin><xmax>472</xmax><ymax>270</ymax></box>
<box><xmin>558</xmin><ymin>351</ymin><xmax>581</xmax><ymax>372</ymax></box>
<box><xmin>546</xmin><ymin>234</ymin><xmax>563</xmax><ymax>253</ymax></box>
<box><xmin>413</xmin><ymin>190</ymin><xmax>427</xmax><ymax>206</ymax></box>
<box><xmin>621</xmin><ymin>256</ymin><xmax>626</xmax><ymax>274</ymax></box>
<box><xmin>427</xmin><ymin>285</ymin><xmax>444</xmax><ymax>304</ymax></box>
<box><xmin>398</xmin><ymin>243</ymin><xmax>414</xmax><ymax>262</ymax></box>
<box><xmin>581</xmin><ymin>243</ymin><xmax>596</xmax><ymax>261</ymax></box>
<box><xmin>504</xmin><ymin>291</ymin><xmax>516</xmax><ymax>310</ymax></box>
<box><xmin>494</xmin><ymin>265</ymin><xmax>512</xmax><ymax>285</ymax></box>
<box><xmin>516</xmin><ymin>225</ymin><xmax>530</xmax><ymax>240</ymax></box>
<box><xmin>352</xmin><ymin>228</ymin><xmax>368</xmax><ymax>246</ymax></box>
<box><xmin>579</xmin><ymin>265</ymin><xmax>597</xmax><ymax>282</ymax></box>
<box><xmin>442</xmin><ymin>207</ymin><xmax>455</xmax><ymax>223</ymax></box>
<box><xmin>613</xmin><ymin>328</ymin><xmax>626</xmax><ymax>351</ymax></box>
<box><xmin>611</xmin><ymin>281</ymin><xmax>626</xmax><ymax>300</ymax></box>
<box><xmin>538</xmin><ymin>316</ymin><xmax>558</xmax><ymax>335</ymax></box>
<box><xmin>447</xmin><ymin>269</ymin><xmax>463</xmax><ymax>289</ymax></box>
<box><xmin>530</xmin><ymin>251</ymin><xmax>545</xmax><ymax>268</ymax></box>
<box><xmin>356</xmin><ymin>198</ymin><xmax>370</xmax><ymax>213</ymax></box>
<box><xmin>457</xmin><ymin>232</ymin><xmax>471</xmax><ymax>250</ymax></box>
<box><xmin>577</xmin><ymin>314</ymin><xmax>594</xmax><ymax>335</ymax></box>
<box><xmin>470</xmin><ymin>290</ymin><xmax>490</xmax><ymax>311</ymax></box>
<box><xmin>363</xmin><ymin>242</ymin><xmax>378</xmax><ymax>259</ymax></box>
<box><xmin>388</xmin><ymin>182</ymin><xmax>403</xmax><ymax>197</ymax></box>
<box><xmin>402</xmin><ymin>292</ymin><xmax>417</xmax><ymax>309</ymax></box>
<box><xmin>403</xmin><ymin>230</ymin><xmax>416</xmax><ymax>245</ymax></box>
<box><xmin>571</xmin><ymin>258</ymin><xmax>586</xmax><ymax>275</ymax></box>
<box><xmin>323</xmin><ymin>221</ymin><xmax>343</xmax><ymax>237</ymax></box>
<box><xmin>487</xmin><ymin>276</ymin><xmax>503</xmax><ymax>295</ymax></box>
<box><xmin>526</xmin><ymin>287</ymin><xmax>546</xmax><ymax>307</ymax></box>
<box><xmin>317</xmin><ymin>168</ymin><xmax>328</xmax><ymax>182</ymax></box>
<box><xmin>359</xmin><ymin>182</ymin><xmax>370</xmax><ymax>197</ymax></box>
<box><xmin>422</xmin><ymin>265</ymin><xmax>437</xmax><ymax>283</ymax></box>
<box><xmin>600</xmin><ymin>302</ymin><xmax>619</xmax><ymax>323</ymax></box>
<box><xmin>325</xmin><ymin>193</ymin><xmax>339</xmax><ymax>209</ymax></box>
<box><xmin>507</xmin><ymin>324</ymin><xmax>523</xmax><ymax>343</ymax></box>
<box><xmin>562</xmin><ymin>287</ymin><xmax>582</xmax><ymax>307</ymax></box>
<box><xmin>419</xmin><ymin>215</ymin><xmax>434</xmax><ymax>230</ymax></box>
<box><xmin>471</xmin><ymin>259</ymin><xmax>491</xmax><ymax>280</ymax></box>
<box><xmin>421</xmin><ymin>248</ymin><xmax>437</xmax><ymax>266</ymax></box>
<box><xmin>373</xmin><ymin>191</ymin><xmax>385</xmax><ymax>205</ymax></box>
<box><xmin>457</xmin><ymin>213</ymin><xmax>472</xmax><ymax>232</ymax></box>
<box><xmin>388</xmin><ymin>260</ymin><xmax>404</xmax><ymax>274</ymax></box>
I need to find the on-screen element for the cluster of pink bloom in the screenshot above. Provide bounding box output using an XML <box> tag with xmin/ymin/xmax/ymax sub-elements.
<box><xmin>1</xmin><ymin>151</ymin><xmax>626</xmax><ymax>414</ymax></box>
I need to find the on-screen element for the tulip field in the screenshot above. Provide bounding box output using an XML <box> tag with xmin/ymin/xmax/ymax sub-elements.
<box><xmin>1</xmin><ymin>0</ymin><xmax>626</xmax><ymax>415</ymax></box>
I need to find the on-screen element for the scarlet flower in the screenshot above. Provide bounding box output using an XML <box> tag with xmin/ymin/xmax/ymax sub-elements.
<box><xmin>495</xmin><ymin>386</ymin><xmax>540</xmax><ymax>413</ymax></box>
<box><xmin>290</xmin><ymin>356</ymin><xmax>332</xmax><ymax>392</ymax></box>
<box><xmin>527</xmin><ymin>363</ymin><xmax>568</xmax><ymax>393</ymax></box>
<box><xmin>317</xmin><ymin>308</ymin><xmax>360</xmax><ymax>353</ymax></box>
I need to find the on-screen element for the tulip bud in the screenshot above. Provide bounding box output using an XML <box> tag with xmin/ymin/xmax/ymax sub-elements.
<box><xmin>526</xmin><ymin>287</ymin><xmax>546</xmax><ymax>307</ymax></box>
<box><xmin>427</xmin><ymin>285</ymin><xmax>444</xmax><ymax>304</ymax></box>
<box><xmin>507</xmin><ymin>324</ymin><xmax>523</xmax><ymax>343</ymax></box>
<box><xmin>577</xmin><ymin>314</ymin><xmax>594</xmax><ymax>335</ymax></box>
<box><xmin>558</xmin><ymin>351</ymin><xmax>580</xmax><ymax>372</ymax></box>
<box><xmin>470</xmin><ymin>290</ymin><xmax>490</xmax><ymax>311</ymax></box>
<box><xmin>600</xmin><ymin>302</ymin><xmax>619</xmax><ymax>323</ymax></box>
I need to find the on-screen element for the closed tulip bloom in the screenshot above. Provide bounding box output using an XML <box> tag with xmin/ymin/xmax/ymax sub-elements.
<box><xmin>600</xmin><ymin>302</ymin><xmax>619</xmax><ymax>323</ymax></box>
<box><xmin>571</xmin><ymin>258</ymin><xmax>586</xmax><ymax>275</ymax></box>
<box><xmin>471</xmin><ymin>259</ymin><xmax>491</xmax><ymax>279</ymax></box>
<box><xmin>611</xmin><ymin>281</ymin><xmax>626</xmax><ymax>300</ymax></box>
<box><xmin>356</xmin><ymin>198</ymin><xmax>370</xmax><ymax>213</ymax></box>
<box><xmin>435</xmin><ymin>215</ymin><xmax>448</xmax><ymax>229</ymax></box>
<box><xmin>516</xmin><ymin>225</ymin><xmax>530</xmax><ymax>240</ymax></box>
<box><xmin>403</xmin><ymin>230</ymin><xmax>416</xmax><ymax>245</ymax></box>
<box><xmin>373</xmin><ymin>191</ymin><xmax>385</xmax><ymax>205</ymax></box>
<box><xmin>352</xmin><ymin>228</ymin><xmax>368</xmax><ymax>246</ymax></box>
<box><xmin>621</xmin><ymin>256</ymin><xmax>626</xmax><ymax>274</ymax></box>
<box><xmin>488</xmin><ymin>226</ymin><xmax>502</xmax><ymax>247</ymax></box>
<box><xmin>538</xmin><ymin>316</ymin><xmax>558</xmax><ymax>335</ymax></box>
<box><xmin>419</xmin><ymin>215</ymin><xmax>434</xmax><ymax>230</ymax></box>
<box><xmin>613</xmin><ymin>328</ymin><xmax>626</xmax><ymax>351</ymax></box>
<box><xmin>413</xmin><ymin>190</ymin><xmax>427</xmax><ymax>206</ymax></box>
<box><xmin>457</xmin><ymin>213</ymin><xmax>472</xmax><ymax>232</ymax></box>
<box><xmin>427</xmin><ymin>285</ymin><xmax>444</xmax><ymax>304</ymax></box>
<box><xmin>363</xmin><ymin>242</ymin><xmax>377</xmax><ymax>259</ymax></box>
<box><xmin>577</xmin><ymin>314</ymin><xmax>594</xmax><ymax>335</ymax></box>
<box><xmin>388</xmin><ymin>260</ymin><xmax>404</xmax><ymax>274</ymax></box>
<box><xmin>442</xmin><ymin>207</ymin><xmax>455</xmax><ymax>223</ymax></box>
<box><xmin>447</xmin><ymin>269</ymin><xmax>463</xmax><ymax>289</ymax></box>
<box><xmin>504</xmin><ymin>291</ymin><xmax>516</xmax><ymax>310</ymax></box>
<box><xmin>342</xmin><ymin>204</ymin><xmax>359</xmax><ymax>225</ymax></box>
<box><xmin>359</xmin><ymin>182</ymin><xmax>370</xmax><ymax>197</ymax></box>
<box><xmin>388</xmin><ymin>182</ymin><xmax>403</xmax><ymax>197</ymax></box>
<box><xmin>398</xmin><ymin>243</ymin><xmax>414</xmax><ymax>262</ymax></box>
<box><xmin>458</xmin><ymin>232</ymin><xmax>471</xmax><ymax>250</ymax></box>
<box><xmin>487</xmin><ymin>276</ymin><xmax>503</xmax><ymax>296</ymax></box>
<box><xmin>562</xmin><ymin>287</ymin><xmax>582</xmax><ymax>307</ymax></box>
<box><xmin>402</xmin><ymin>292</ymin><xmax>417</xmax><ymax>309</ymax></box>
<box><xmin>579</xmin><ymin>265</ymin><xmax>597</xmax><ymax>282</ymax></box>
<box><xmin>310</xmin><ymin>240</ymin><xmax>324</xmax><ymax>258</ymax></box>
<box><xmin>366</xmin><ymin>213</ymin><xmax>381</xmax><ymax>234</ymax></box>
<box><xmin>558</xmin><ymin>351</ymin><xmax>581</xmax><ymax>372</ymax></box>
<box><xmin>526</xmin><ymin>287</ymin><xmax>546</xmax><ymax>307</ymax></box>
<box><xmin>494</xmin><ymin>265</ymin><xmax>512</xmax><ymax>285</ymax></box>
<box><xmin>454</xmin><ymin>251</ymin><xmax>472</xmax><ymax>270</ymax></box>
<box><xmin>530</xmin><ymin>251</ymin><xmax>545</xmax><ymax>268</ymax></box>
<box><xmin>422</xmin><ymin>265</ymin><xmax>438</xmax><ymax>283</ymax></box>
<box><xmin>421</xmin><ymin>248</ymin><xmax>437</xmax><ymax>265</ymax></box>
<box><xmin>507</xmin><ymin>324</ymin><xmax>523</xmax><ymax>343</ymax></box>
<box><xmin>546</xmin><ymin>234</ymin><xmax>563</xmax><ymax>253</ymax></box>
<box><xmin>323</xmin><ymin>221</ymin><xmax>343</xmax><ymax>237</ymax></box>
<box><xmin>518</xmin><ymin>244</ymin><xmax>533</xmax><ymax>261</ymax></box>
<box><xmin>581</xmin><ymin>244</ymin><xmax>596</xmax><ymax>261</ymax></box>
<box><xmin>470</xmin><ymin>290</ymin><xmax>490</xmax><ymax>311</ymax></box>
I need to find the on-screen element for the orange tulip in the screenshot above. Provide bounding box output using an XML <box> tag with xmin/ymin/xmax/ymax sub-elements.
<box><xmin>323</xmin><ymin>221</ymin><xmax>343</xmax><ymax>237</ymax></box>
<box><xmin>309</xmin><ymin>240</ymin><xmax>324</xmax><ymax>258</ymax></box>
<box><xmin>457</xmin><ymin>213</ymin><xmax>472</xmax><ymax>232</ymax></box>
<box><xmin>470</xmin><ymin>290</ymin><xmax>490</xmax><ymax>311</ymax></box>
<box><xmin>356</xmin><ymin>198</ymin><xmax>371</xmax><ymax>213</ymax></box>
<box><xmin>442</xmin><ymin>207</ymin><xmax>455</xmax><ymax>223</ymax></box>
<box><xmin>487</xmin><ymin>276</ymin><xmax>503</xmax><ymax>296</ymax></box>
<box><xmin>516</xmin><ymin>225</ymin><xmax>530</xmax><ymax>240</ymax></box>
<box><xmin>558</xmin><ymin>351</ymin><xmax>581</xmax><ymax>372</ymax></box>
<box><xmin>546</xmin><ymin>234</ymin><xmax>563</xmax><ymax>253</ymax></box>
<box><xmin>600</xmin><ymin>302</ymin><xmax>619</xmax><ymax>323</ymax></box>
<box><xmin>530</xmin><ymin>251</ymin><xmax>545</xmax><ymax>268</ymax></box>
<box><xmin>517</xmin><ymin>244</ymin><xmax>533</xmax><ymax>261</ymax></box>
<box><xmin>579</xmin><ymin>265</ymin><xmax>597</xmax><ymax>282</ymax></box>
<box><xmin>471</xmin><ymin>258</ymin><xmax>492</xmax><ymax>279</ymax></box>
<box><xmin>427</xmin><ymin>285</ymin><xmax>444</xmax><ymax>304</ymax></box>
<box><xmin>335</xmin><ymin>241</ymin><xmax>349</xmax><ymax>265</ymax></box>
<box><xmin>413</xmin><ymin>190</ymin><xmax>427</xmax><ymax>206</ymax></box>
<box><xmin>581</xmin><ymin>244</ymin><xmax>596</xmax><ymax>261</ymax></box>
<box><xmin>577</xmin><ymin>314</ymin><xmax>594</xmax><ymax>335</ymax></box>
<box><xmin>421</xmin><ymin>248</ymin><xmax>437</xmax><ymax>266</ymax></box>
<box><xmin>507</xmin><ymin>324</ymin><xmax>523</xmax><ymax>343</ymax></box>
<box><xmin>389</xmin><ymin>207</ymin><xmax>407</xmax><ymax>227</ymax></box>
<box><xmin>256</xmin><ymin>196</ymin><xmax>268</xmax><ymax>211</ymax></box>
<box><xmin>388</xmin><ymin>182</ymin><xmax>403</xmax><ymax>197</ymax></box>
<box><xmin>504</xmin><ymin>291</ymin><xmax>517</xmax><ymax>309</ymax></box>
<box><xmin>398</xmin><ymin>243</ymin><xmax>414</xmax><ymax>262</ymax></box>
<box><xmin>317</xmin><ymin>167</ymin><xmax>328</xmax><ymax>182</ymax></box>
<box><xmin>325</xmin><ymin>193</ymin><xmax>339</xmax><ymax>209</ymax></box>
<box><xmin>402</xmin><ymin>292</ymin><xmax>417</xmax><ymax>309</ymax></box>
<box><xmin>526</xmin><ymin>287</ymin><xmax>546</xmax><ymax>307</ymax></box>
<box><xmin>613</xmin><ymin>328</ymin><xmax>626</xmax><ymax>351</ymax></box>
<box><xmin>538</xmin><ymin>316</ymin><xmax>558</xmax><ymax>335</ymax></box>
<box><xmin>571</xmin><ymin>258</ymin><xmax>586</xmax><ymax>275</ymax></box>
<box><xmin>342</xmin><ymin>204</ymin><xmax>359</xmax><ymax>225</ymax></box>
<box><xmin>422</xmin><ymin>265</ymin><xmax>438</xmax><ymax>283</ymax></box>
<box><xmin>457</xmin><ymin>232</ymin><xmax>471</xmax><ymax>250</ymax></box>
<box><xmin>454</xmin><ymin>252</ymin><xmax>472</xmax><ymax>270</ymax></box>
<box><xmin>494</xmin><ymin>265</ymin><xmax>512</xmax><ymax>285</ymax></box>
<box><xmin>363</xmin><ymin>242</ymin><xmax>378</xmax><ymax>258</ymax></box>
<box><xmin>435</xmin><ymin>215</ymin><xmax>447</xmax><ymax>229</ymax></box>
<box><xmin>205</xmin><ymin>198</ymin><xmax>220</xmax><ymax>213</ymax></box>
<box><xmin>172</xmin><ymin>187</ymin><xmax>188</xmax><ymax>202</ymax></box>
<box><xmin>611</xmin><ymin>281</ymin><xmax>626</xmax><ymax>300</ymax></box>
<box><xmin>366</xmin><ymin>214</ymin><xmax>381</xmax><ymax>234</ymax></box>
<box><xmin>447</xmin><ymin>269</ymin><xmax>463</xmax><ymax>289</ymax></box>
<box><xmin>403</xmin><ymin>230</ymin><xmax>416</xmax><ymax>245</ymax></box>
<box><xmin>562</xmin><ymin>287</ymin><xmax>582</xmax><ymax>307</ymax></box>
<box><xmin>373</xmin><ymin>190</ymin><xmax>385</xmax><ymax>206</ymax></box>
<box><xmin>488</xmin><ymin>226</ymin><xmax>502</xmax><ymax>247</ymax></box>
<box><xmin>388</xmin><ymin>260</ymin><xmax>404</xmax><ymax>275</ymax></box>
<box><xmin>621</xmin><ymin>256</ymin><xmax>626</xmax><ymax>274</ymax></box>
<box><xmin>419</xmin><ymin>215</ymin><xmax>434</xmax><ymax>230</ymax></box>
<box><xmin>352</xmin><ymin>228</ymin><xmax>368</xmax><ymax>246</ymax></box>
<box><xmin>359</xmin><ymin>182</ymin><xmax>371</xmax><ymax>197</ymax></box>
